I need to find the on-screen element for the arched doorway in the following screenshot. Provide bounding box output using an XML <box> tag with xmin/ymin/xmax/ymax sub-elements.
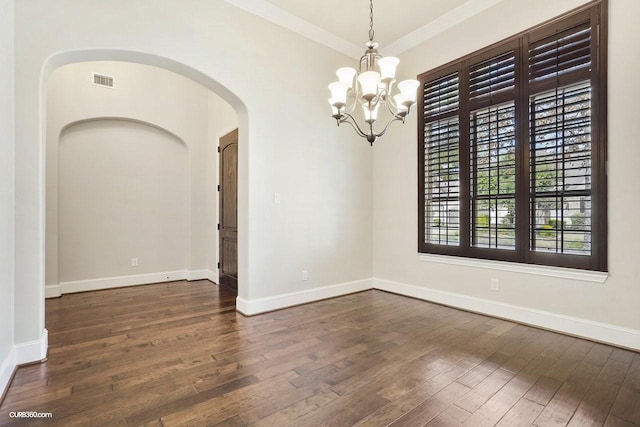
<box><xmin>35</xmin><ymin>50</ymin><xmax>250</xmax><ymax>360</ymax></box>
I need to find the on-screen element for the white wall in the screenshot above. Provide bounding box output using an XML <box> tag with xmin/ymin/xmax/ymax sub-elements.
<box><xmin>13</xmin><ymin>0</ymin><xmax>372</xmax><ymax>350</ymax></box>
<box><xmin>0</xmin><ymin>0</ymin><xmax>16</xmax><ymax>393</ymax></box>
<box><xmin>374</xmin><ymin>0</ymin><xmax>640</xmax><ymax>347</ymax></box>
<box><xmin>46</xmin><ymin>61</ymin><xmax>234</xmax><ymax>291</ymax></box>
<box><xmin>58</xmin><ymin>120</ymin><xmax>189</xmax><ymax>281</ymax></box>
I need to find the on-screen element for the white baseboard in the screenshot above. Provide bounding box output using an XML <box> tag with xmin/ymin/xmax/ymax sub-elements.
<box><xmin>207</xmin><ymin>270</ymin><xmax>219</xmax><ymax>284</ymax></box>
<box><xmin>186</xmin><ymin>270</ymin><xmax>209</xmax><ymax>281</ymax></box>
<box><xmin>46</xmin><ymin>270</ymin><xmax>218</xmax><ymax>298</ymax></box>
<box><xmin>236</xmin><ymin>278</ymin><xmax>373</xmax><ymax>316</ymax></box>
<box><xmin>15</xmin><ymin>329</ymin><xmax>48</xmax><ymax>365</ymax></box>
<box><xmin>42</xmin><ymin>272</ymin><xmax>640</xmax><ymax>350</ymax></box>
<box><xmin>45</xmin><ymin>284</ymin><xmax>61</xmax><ymax>298</ymax></box>
<box><xmin>0</xmin><ymin>346</ymin><xmax>16</xmax><ymax>400</ymax></box>
<box><xmin>373</xmin><ymin>278</ymin><xmax>640</xmax><ymax>351</ymax></box>
<box><xmin>1</xmin><ymin>329</ymin><xmax>48</xmax><ymax>399</ymax></box>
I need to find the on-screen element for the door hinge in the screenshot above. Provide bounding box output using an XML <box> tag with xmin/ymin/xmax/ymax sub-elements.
<box><xmin>217</xmin><ymin>223</ymin><xmax>220</xmax><ymax>230</ymax></box>
<box><xmin>217</xmin><ymin>261</ymin><xmax>221</xmax><ymax>269</ymax></box>
<box><xmin>217</xmin><ymin>184</ymin><xmax>220</xmax><ymax>192</ymax></box>
<box><xmin>217</xmin><ymin>146</ymin><xmax>221</xmax><ymax>153</ymax></box>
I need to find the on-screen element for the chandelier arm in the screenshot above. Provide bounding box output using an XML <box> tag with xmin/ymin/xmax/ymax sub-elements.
<box><xmin>340</xmin><ymin>113</ymin><xmax>368</xmax><ymax>138</ymax></box>
<box><xmin>344</xmin><ymin>92</ymin><xmax>359</xmax><ymax>115</ymax></box>
<box><xmin>373</xmin><ymin>116</ymin><xmax>404</xmax><ymax>139</ymax></box>
<box><xmin>384</xmin><ymin>91</ymin><xmax>410</xmax><ymax>117</ymax></box>
<box><xmin>384</xmin><ymin>96</ymin><xmax>399</xmax><ymax>116</ymax></box>
<box><xmin>382</xmin><ymin>96</ymin><xmax>412</xmax><ymax>122</ymax></box>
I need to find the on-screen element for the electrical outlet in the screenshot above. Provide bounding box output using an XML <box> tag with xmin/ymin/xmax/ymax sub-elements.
<box><xmin>490</xmin><ymin>278</ymin><xmax>500</xmax><ymax>291</ymax></box>
<box><xmin>274</xmin><ymin>192</ymin><xmax>282</xmax><ymax>205</ymax></box>
<box><xmin>302</xmin><ymin>270</ymin><xmax>308</xmax><ymax>281</ymax></box>
<box><xmin>131</xmin><ymin>258</ymin><xmax>138</xmax><ymax>267</ymax></box>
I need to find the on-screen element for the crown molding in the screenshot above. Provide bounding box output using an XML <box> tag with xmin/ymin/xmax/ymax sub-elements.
<box><xmin>224</xmin><ymin>0</ymin><xmax>504</xmax><ymax>59</ymax></box>
<box><xmin>223</xmin><ymin>0</ymin><xmax>362</xmax><ymax>59</ymax></box>
<box><xmin>381</xmin><ymin>0</ymin><xmax>504</xmax><ymax>56</ymax></box>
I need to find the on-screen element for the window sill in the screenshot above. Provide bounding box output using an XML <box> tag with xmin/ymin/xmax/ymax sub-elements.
<box><xmin>418</xmin><ymin>253</ymin><xmax>608</xmax><ymax>283</ymax></box>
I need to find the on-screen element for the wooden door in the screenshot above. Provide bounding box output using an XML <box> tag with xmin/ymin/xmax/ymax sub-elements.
<box><xmin>218</xmin><ymin>129</ymin><xmax>238</xmax><ymax>293</ymax></box>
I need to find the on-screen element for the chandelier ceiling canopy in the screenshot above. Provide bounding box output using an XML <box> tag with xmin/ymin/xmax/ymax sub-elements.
<box><xmin>328</xmin><ymin>0</ymin><xmax>419</xmax><ymax>146</ymax></box>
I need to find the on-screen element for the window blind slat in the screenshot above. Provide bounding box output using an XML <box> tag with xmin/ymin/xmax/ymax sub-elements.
<box><xmin>469</xmin><ymin>52</ymin><xmax>516</xmax><ymax>104</ymax></box>
<box><xmin>529</xmin><ymin>24</ymin><xmax>591</xmax><ymax>84</ymax></box>
<box><xmin>423</xmin><ymin>74</ymin><xmax>460</xmax><ymax>119</ymax></box>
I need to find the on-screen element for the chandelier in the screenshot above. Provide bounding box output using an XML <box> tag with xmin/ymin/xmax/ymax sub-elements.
<box><xmin>328</xmin><ymin>0</ymin><xmax>420</xmax><ymax>146</ymax></box>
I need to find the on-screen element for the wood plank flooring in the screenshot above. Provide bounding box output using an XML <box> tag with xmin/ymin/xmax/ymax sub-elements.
<box><xmin>1</xmin><ymin>281</ymin><xmax>638</xmax><ymax>426</ymax></box>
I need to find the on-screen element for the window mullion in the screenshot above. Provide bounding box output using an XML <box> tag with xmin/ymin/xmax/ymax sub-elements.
<box><xmin>591</xmin><ymin>3</ymin><xmax>607</xmax><ymax>271</ymax></box>
<box><xmin>494</xmin><ymin>107</ymin><xmax>499</xmax><ymax>247</ymax></box>
<box><xmin>516</xmin><ymin>37</ymin><xmax>530</xmax><ymax>262</ymax></box>
<box><xmin>470</xmin><ymin>111</ymin><xmax>478</xmax><ymax>247</ymax></box>
<box><xmin>459</xmin><ymin>61</ymin><xmax>471</xmax><ymax>251</ymax></box>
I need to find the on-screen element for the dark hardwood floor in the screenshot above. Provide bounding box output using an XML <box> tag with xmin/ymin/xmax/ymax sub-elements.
<box><xmin>1</xmin><ymin>281</ymin><xmax>638</xmax><ymax>426</ymax></box>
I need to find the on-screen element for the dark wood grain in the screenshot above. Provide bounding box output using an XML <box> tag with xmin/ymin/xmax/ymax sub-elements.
<box><xmin>0</xmin><ymin>281</ymin><xmax>638</xmax><ymax>426</ymax></box>
<box><xmin>219</xmin><ymin>128</ymin><xmax>238</xmax><ymax>293</ymax></box>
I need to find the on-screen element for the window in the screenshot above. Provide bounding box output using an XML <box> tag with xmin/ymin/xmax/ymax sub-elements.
<box><xmin>418</xmin><ymin>1</ymin><xmax>607</xmax><ymax>271</ymax></box>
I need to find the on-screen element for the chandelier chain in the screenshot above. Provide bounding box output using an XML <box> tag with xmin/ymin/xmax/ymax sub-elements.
<box><xmin>368</xmin><ymin>0</ymin><xmax>374</xmax><ymax>42</ymax></box>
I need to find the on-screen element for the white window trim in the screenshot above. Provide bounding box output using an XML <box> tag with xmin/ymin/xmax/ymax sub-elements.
<box><xmin>418</xmin><ymin>253</ymin><xmax>608</xmax><ymax>283</ymax></box>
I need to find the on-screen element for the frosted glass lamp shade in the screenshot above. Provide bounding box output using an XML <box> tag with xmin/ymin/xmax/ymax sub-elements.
<box><xmin>328</xmin><ymin>98</ymin><xmax>341</xmax><ymax>116</ymax></box>
<box><xmin>328</xmin><ymin>82</ymin><xmax>350</xmax><ymax>107</ymax></box>
<box><xmin>397</xmin><ymin>79</ymin><xmax>420</xmax><ymax>104</ymax></box>
<box><xmin>336</xmin><ymin>67</ymin><xmax>356</xmax><ymax>88</ymax></box>
<box><xmin>393</xmin><ymin>94</ymin><xmax>408</xmax><ymax>112</ymax></box>
<box><xmin>362</xmin><ymin>102</ymin><xmax>380</xmax><ymax>124</ymax></box>
<box><xmin>378</xmin><ymin>57</ymin><xmax>399</xmax><ymax>81</ymax></box>
<box><xmin>358</xmin><ymin>71</ymin><xmax>381</xmax><ymax>101</ymax></box>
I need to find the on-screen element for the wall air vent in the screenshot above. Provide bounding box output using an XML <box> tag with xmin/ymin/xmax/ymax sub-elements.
<box><xmin>92</xmin><ymin>73</ymin><xmax>115</xmax><ymax>88</ymax></box>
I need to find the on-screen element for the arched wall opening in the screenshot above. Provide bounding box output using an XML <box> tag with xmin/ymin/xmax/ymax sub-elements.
<box><xmin>38</xmin><ymin>51</ymin><xmax>249</xmax><ymax>351</ymax></box>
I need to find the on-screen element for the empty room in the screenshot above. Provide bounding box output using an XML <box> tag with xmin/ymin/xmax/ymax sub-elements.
<box><xmin>0</xmin><ymin>0</ymin><xmax>639</xmax><ymax>425</ymax></box>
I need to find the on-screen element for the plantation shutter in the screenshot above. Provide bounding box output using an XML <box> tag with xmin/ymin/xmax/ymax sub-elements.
<box><xmin>418</xmin><ymin>2</ymin><xmax>606</xmax><ymax>271</ymax></box>
<box><xmin>528</xmin><ymin>12</ymin><xmax>593</xmax><ymax>92</ymax></box>
<box><xmin>422</xmin><ymin>72</ymin><xmax>461</xmax><ymax>246</ymax></box>
<box><xmin>468</xmin><ymin>49</ymin><xmax>517</xmax><ymax>251</ymax></box>
<box><xmin>528</xmin><ymin>9</ymin><xmax>599</xmax><ymax>264</ymax></box>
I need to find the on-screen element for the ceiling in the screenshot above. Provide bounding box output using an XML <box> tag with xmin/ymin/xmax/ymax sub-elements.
<box><xmin>223</xmin><ymin>0</ymin><xmax>503</xmax><ymax>58</ymax></box>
